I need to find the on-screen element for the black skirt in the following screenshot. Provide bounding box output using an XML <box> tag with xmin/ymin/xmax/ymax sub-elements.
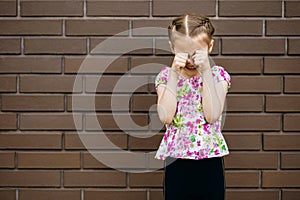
<box><xmin>163</xmin><ymin>156</ymin><xmax>226</xmax><ymax>200</ymax></box>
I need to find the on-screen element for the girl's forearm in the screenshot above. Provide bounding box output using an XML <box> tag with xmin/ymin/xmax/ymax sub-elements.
<box><xmin>157</xmin><ymin>69</ymin><xmax>178</xmax><ymax>124</ymax></box>
<box><xmin>201</xmin><ymin>67</ymin><xmax>222</xmax><ymax>124</ymax></box>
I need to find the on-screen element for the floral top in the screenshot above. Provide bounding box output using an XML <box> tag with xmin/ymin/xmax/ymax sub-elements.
<box><xmin>154</xmin><ymin>65</ymin><xmax>231</xmax><ymax>160</ymax></box>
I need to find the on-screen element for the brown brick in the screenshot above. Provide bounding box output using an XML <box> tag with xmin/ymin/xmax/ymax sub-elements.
<box><xmin>0</xmin><ymin>75</ymin><xmax>17</xmax><ymax>92</ymax></box>
<box><xmin>224</xmin><ymin>114</ymin><xmax>281</xmax><ymax>131</ymax></box>
<box><xmin>264</xmin><ymin>57</ymin><xmax>300</xmax><ymax>74</ymax></box>
<box><xmin>0</xmin><ymin>132</ymin><xmax>62</xmax><ymax>149</ymax></box>
<box><xmin>24</xmin><ymin>38</ymin><xmax>87</xmax><ymax>54</ymax></box>
<box><xmin>64</xmin><ymin>56</ymin><xmax>128</xmax><ymax>74</ymax></box>
<box><xmin>0</xmin><ymin>151</ymin><xmax>15</xmax><ymax>168</ymax></box>
<box><xmin>129</xmin><ymin>171</ymin><xmax>163</xmax><ymax>187</ymax></box>
<box><xmin>281</xmin><ymin>152</ymin><xmax>300</xmax><ymax>169</ymax></box>
<box><xmin>0</xmin><ymin>170</ymin><xmax>60</xmax><ymax>186</ymax></box>
<box><xmin>152</xmin><ymin>0</ymin><xmax>216</xmax><ymax>17</ymax></box>
<box><xmin>0</xmin><ymin>0</ymin><xmax>16</xmax><ymax>16</ymax></box>
<box><xmin>64</xmin><ymin>132</ymin><xmax>127</xmax><ymax>150</ymax></box>
<box><xmin>20</xmin><ymin>0</ymin><xmax>83</xmax><ymax>17</ymax></box>
<box><xmin>225</xmin><ymin>171</ymin><xmax>260</xmax><ymax>187</ymax></box>
<box><xmin>285</xmin><ymin>0</ymin><xmax>300</xmax><ymax>17</ymax></box>
<box><xmin>285</xmin><ymin>76</ymin><xmax>300</xmax><ymax>93</ymax></box>
<box><xmin>0</xmin><ymin>19</ymin><xmax>62</xmax><ymax>35</ymax></box>
<box><xmin>214</xmin><ymin>56</ymin><xmax>262</xmax><ymax>74</ymax></box>
<box><xmin>224</xmin><ymin>152</ymin><xmax>278</xmax><ymax>169</ymax></box>
<box><xmin>84</xmin><ymin>189</ymin><xmax>147</xmax><ymax>200</ymax></box>
<box><xmin>262</xmin><ymin>171</ymin><xmax>300</xmax><ymax>187</ymax></box>
<box><xmin>222</xmin><ymin>38</ymin><xmax>285</xmax><ymax>55</ymax></box>
<box><xmin>282</xmin><ymin>189</ymin><xmax>300</xmax><ymax>200</ymax></box>
<box><xmin>266</xmin><ymin>95</ymin><xmax>300</xmax><ymax>112</ymax></box>
<box><xmin>0</xmin><ymin>189</ymin><xmax>15</xmax><ymax>200</ymax></box>
<box><xmin>155</xmin><ymin>38</ymin><xmax>219</xmax><ymax>55</ymax></box>
<box><xmin>63</xmin><ymin>170</ymin><xmax>126</xmax><ymax>187</ymax></box>
<box><xmin>266</xmin><ymin>19</ymin><xmax>300</xmax><ymax>36</ymax></box>
<box><xmin>66</xmin><ymin>19</ymin><xmax>129</xmax><ymax>36</ymax></box>
<box><xmin>224</xmin><ymin>133</ymin><xmax>262</xmax><ymax>150</ymax></box>
<box><xmin>130</xmin><ymin>56</ymin><xmax>173</xmax><ymax>74</ymax></box>
<box><xmin>284</xmin><ymin>114</ymin><xmax>300</xmax><ymax>131</ymax></box>
<box><xmin>19</xmin><ymin>189</ymin><xmax>81</xmax><ymax>200</ymax></box>
<box><xmin>85</xmin><ymin>75</ymin><xmax>149</xmax><ymax>93</ymax></box>
<box><xmin>132</xmin><ymin>94</ymin><xmax>157</xmax><ymax>112</ymax></box>
<box><xmin>2</xmin><ymin>94</ymin><xmax>64</xmax><ymax>111</ymax></box>
<box><xmin>212</xmin><ymin>19</ymin><xmax>263</xmax><ymax>36</ymax></box>
<box><xmin>149</xmin><ymin>113</ymin><xmax>165</xmax><ymax>131</ymax></box>
<box><xmin>87</xmin><ymin>0</ymin><xmax>149</xmax><ymax>16</ymax></box>
<box><xmin>230</xmin><ymin>76</ymin><xmax>281</xmax><ymax>93</ymax></box>
<box><xmin>129</xmin><ymin>132</ymin><xmax>163</xmax><ymax>150</ymax></box>
<box><xmin>18</xmin><ymin>152</ymin><xmax>80</xmax><ymax>168</ymax></box>
<box><xmin>0</xmin><ymin>113</ymin><xmax>17</xmax><ymax>130</ymax></box>
<box><xmin>132</xmin><ymin>19</ymin><xmax>170</xmax><ymax>36</ymax></box>
<box><xmin>85</xmin><ymin>113</ymin><xmax>148</xmax><ymax>131</ymax></box>
<box><xmin>89</xmin><ymin>37</ymin><xmax>153</xmax><ymax>55</ymax></box>
<box><xmin>226</xmin><ymin>189</ymin><xmax>280</xmax><ymax>200</ymax></box>
<box><xmin>83</xmin><ymin>151</ymin><xmax>152</xmax><ymax>169</ymax></box>
<box><xmin>264</xmin><ymin>133</ymin><xmax>300</xmax><ymax>150</ymax></box>
<box><xmin>0</xmin><ymin>38</ymin><xmax>20</xmax><ymax>54</ymax></box>
<box><xmin>20</xmin><ymin>75</ymin><xmax>83</xmax><ymax>93</ymax></box>
<box><xmin>20</xmin><ymin>113</ymin><xmax>82</xmax><ymax>130</ymax></box>
<box><xmin>219</xmin><ymin>0</ymin><xmax>282</xmax><ymax>17</ymax></box>
<box><xmin>227</xmin><ymin>95</ymin><xmax>263</xmax><ymax>112</ymax></box>
<box><xmin>82</xmin><ymin>152</ymin><xmax>109</xmax><ymax>169</ymax></box>
<box><xmin>149</xmin><ymin>190</ymin><xmax>163</xmax><ymax>200</ymax></box>
<box><xmin>288</xmin><ymin>38</ymin><xmax>300</xmax><ymax>55</ymax></box>
<box><xmin>67</xmin><ymin>94</ymin><xmax>130</xmax><ymax>111</ymax></box>
<box><xmin>0</xmin><ymin>56</ymin><xmax>61</xmax><ymax>73</ymax></box>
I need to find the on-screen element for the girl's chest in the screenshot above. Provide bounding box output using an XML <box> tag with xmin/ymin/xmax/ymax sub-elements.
<box><xmin>176</xmin><ymin>77</ymin><xmax>203</xmax><ymax>100</ymax></box>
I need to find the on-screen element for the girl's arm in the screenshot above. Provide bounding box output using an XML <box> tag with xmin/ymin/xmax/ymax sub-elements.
<box><xmin>156</xmin><ymin>53</ymin><xmax>187</xmax><ymax>124</ymax></box>
<box><xmin>202</xmin><ymin>66</ymin><xmax>228</xmax><ymax>124</ymax></box>
<box><xmin>156</xmin><ymin>69</ymin><xmax>178</xmax><ymax>124</ymax></box>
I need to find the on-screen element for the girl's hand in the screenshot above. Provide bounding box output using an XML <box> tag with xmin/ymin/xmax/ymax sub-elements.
<box><xmin>192</xmin><ymin>49</ymin><xmax>211</xmax><ymax>73</ymax></box>
<box><xmin>171</xmin><ymin>52</ymin><xmax>188</xmax><ymax>74</ymax></box>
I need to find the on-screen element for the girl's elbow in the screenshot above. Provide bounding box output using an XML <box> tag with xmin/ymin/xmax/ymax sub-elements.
<box><xmin>158</xmin><ymin>115</ymin><xmax>173</xmax><ymax>125</ymax></box>
<box><xmin>204</xmin><ymin>114</ymin><xmax>218</xmax><ymax>124</ymax></box>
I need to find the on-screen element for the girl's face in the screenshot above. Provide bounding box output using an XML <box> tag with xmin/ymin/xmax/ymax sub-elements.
<box><xmin>170</xmin><ymin>32</ymin><xmax>212</xmax><ymax>55</ymax></box>
<box><xmin>169</xmin><ymin>31</ymin><xmax>214</xmax><ymax>68</ymax></box>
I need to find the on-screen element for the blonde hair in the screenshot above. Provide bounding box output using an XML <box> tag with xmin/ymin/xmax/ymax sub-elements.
<box><xmin>168</xmin><ymin>13</ymin><xmax>215</xmax><ymax>46</ymax></box>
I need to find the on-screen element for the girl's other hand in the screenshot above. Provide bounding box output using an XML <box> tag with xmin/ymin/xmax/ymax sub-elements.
<box><xmin>171</xmin><ymin>52</ymin><xmax>188</xmax><ymax>74</ymax></box>
<box><xmin>192</xmin><ymin>49</ymin><xmax>211</xmax><ymax>73</ymax></box>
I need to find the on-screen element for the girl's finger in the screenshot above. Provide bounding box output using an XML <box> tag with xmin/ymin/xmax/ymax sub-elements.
<box><xmin>176</xmin><ymin>52</ymin><xmax>188</xmax><ymax>60</ymax></box>
<box><xmin>175</xmin><ymin>57</ymin><xmax>188</xmax><ymax>63</ymax></box>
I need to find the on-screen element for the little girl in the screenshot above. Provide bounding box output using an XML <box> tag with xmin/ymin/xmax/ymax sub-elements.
<box><xmin>154</xmin><ymin>14</ymin><xmax>232</xmax><ymax>200</ymax></box>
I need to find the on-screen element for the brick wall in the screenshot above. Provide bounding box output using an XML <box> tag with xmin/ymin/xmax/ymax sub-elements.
<box><xmin>0</xmin><ymin>0</ymin><xmax>299</xmax><ymax>200</ymax></box>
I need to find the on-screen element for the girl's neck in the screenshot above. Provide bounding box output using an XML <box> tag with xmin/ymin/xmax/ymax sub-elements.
<box><xmin>180</xmin><ymin>67</ymin><xmax>202</xmax><ymax>79</ymax></box>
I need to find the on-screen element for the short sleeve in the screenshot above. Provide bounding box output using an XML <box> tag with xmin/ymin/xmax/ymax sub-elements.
<box><xmin>212</xmin><ymin>65</ymin><xmax>231</xmax><ymax>92</ymax></box>
<box><xmin>154</xmin><ymin>67</ymin><xmax>170</xmax><ymax>91</ymax></box>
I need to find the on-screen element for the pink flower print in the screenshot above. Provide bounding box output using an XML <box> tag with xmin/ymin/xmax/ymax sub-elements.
<box><xmin>215</xmin><ymin>122</ymin><xmax>220</xmax><ymax>132</ymax></box>
<box><xmin>219</xmin><ymin>68</ymin><xmax>225</xmax><ymax>79</ymax></box>
<box><xmin>196</xmin><ymin>118</ymin><xmax>201</xmax><ymax>124</ymax></box>
<box><xmin>187</xmin><ymin>150</ymin><xmax>193</xmax><ymax>156</ymax></box>
<box><xmin>197</xmin><ymin>140</ymin><xmax>201</xmax><ymax>146</ymax></box>
<box><xmin>163</xmin><ymin>130</ymin><xmax>170</xmax><ymax>141</ymax></box>
<box><xmin>190</xmin><ymin>78</ymin><xmax>199</xmax><ymax>90</ymax></box>
<box><xmin>203</xmin><ymin>123</ymin><xmax>210</xmax><ymax>133</ymax></box>
<box><xmin>178</xmin><ymin>79</ymin><xmax>184</xmax><ymax>87</ymax></box>
<box><xmin>186</xmin><ymin>121</ymin><xmax>194</xmax><ymax>129</ymax></box>
<box><xmin>214</xmin><ymin>149</ymin><xmax>220</xmax><ymax>155</ymax></box>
